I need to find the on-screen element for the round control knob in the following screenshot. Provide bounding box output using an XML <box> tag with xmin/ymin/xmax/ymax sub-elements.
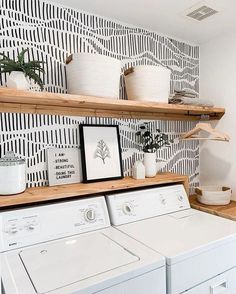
<box><xmin>122</xmin><ymin>203</ymin><xmax>133</xmax><ymax>215</ymax></box>
<box><xmin>84</xmin><ymin>209</ymin><xmax>96</xmax><ymax>222</ymax></box>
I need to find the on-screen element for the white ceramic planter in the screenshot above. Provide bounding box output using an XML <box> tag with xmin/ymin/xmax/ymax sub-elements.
<box><xmin>143</xmin><ymin>152</ymin><xmax>157</xmax><ymax>178</ymax></box>
<box><xmin>7</xmin><ymin>71</ymin><xmax>30</xmax><ymax>90</ymax></box>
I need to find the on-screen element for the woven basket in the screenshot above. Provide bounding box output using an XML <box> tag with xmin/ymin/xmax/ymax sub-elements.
<box><xmin>124</xmin><ymin>65</ymin><xmax>171</xmax><ymax>103</ymax></box>
<box><xmin>66</xmin><ymin>53</ymin><xmax>121</xmax><ymax>99</ymax></box>
<box><xmin>196</xmin><ymin>186</ymin><xmax>232</xmax><ymax>205</ymax></box>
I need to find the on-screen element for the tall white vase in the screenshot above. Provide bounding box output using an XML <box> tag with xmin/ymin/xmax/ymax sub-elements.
<box><xmin>7</xmin><ymin>71</ymin><xmax>30</xmax><ymax>90</ymax></box>
<box><xmin>143</xmin><ymin>152</ymin><xmax>157</xmax><ymax>178</ymax></box>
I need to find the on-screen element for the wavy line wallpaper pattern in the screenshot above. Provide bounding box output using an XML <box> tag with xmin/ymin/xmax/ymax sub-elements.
<box><xmin>0</xmin><ymin>0</ymin><xmax>200</xmax><ymax>191</ymax></box>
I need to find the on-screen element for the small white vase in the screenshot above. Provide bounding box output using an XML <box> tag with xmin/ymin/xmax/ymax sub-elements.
<box><xmin>132</xmin><ymin>161</ymin><xmax>145</xmax><ymax>180</ymax></box>
<box><xmin>143</xmin><ymin>152</ymin><xmax>157</xmax><ymax>178</ymax></box>
<box><xmin>156</xmin><ymin>160</ymin><xmax>166</xmax><ymax>173</ymax></box>
<box><xmin>7</xmin><ymin>71</ymin><xmax>30</xmax><ymax>90</ymax></box>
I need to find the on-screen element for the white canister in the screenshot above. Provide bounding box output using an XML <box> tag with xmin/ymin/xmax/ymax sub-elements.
<box><xmin>124</xmin><ymin>65</ymin><xmax>171</xmax><ymax>103</ymax></box>
<box><xmin>0</xmin><ymin>152</ymin><xmax>26</xmax><ymax>195</ymax></box>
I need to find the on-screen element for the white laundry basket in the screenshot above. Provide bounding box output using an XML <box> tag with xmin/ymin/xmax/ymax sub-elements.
<box><xmin>124</xmin><ymin>65</ymin><xmax>171</xmax><ymax>103</ymax></box>
<box><xmin>66</xmin><ymin>53</ymin><xmax>121</xmax><ymax>99</ymax></box>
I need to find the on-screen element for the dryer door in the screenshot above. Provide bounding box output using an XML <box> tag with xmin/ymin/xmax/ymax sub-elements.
<box><xmin>184</xmin><ymin>267</ymin><xmax>236</xmax><ymax>294</ymax></box>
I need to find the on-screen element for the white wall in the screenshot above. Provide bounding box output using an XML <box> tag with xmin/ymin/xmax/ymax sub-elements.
<box><xmin>200</xmin><ymin>31</ymin><xmax>236</xmax><ymax>199</ymax></box>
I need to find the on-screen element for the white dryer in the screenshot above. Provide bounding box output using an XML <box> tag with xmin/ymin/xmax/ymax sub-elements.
<box><xmin>106</xmin><ymin>184</ymin><xmax>236</xmax><ymax>294</ymax></box>
<box><xmin>0</xmin><ymin>196</ymin><xmax>166</xmax><ymax>294</ymax></box>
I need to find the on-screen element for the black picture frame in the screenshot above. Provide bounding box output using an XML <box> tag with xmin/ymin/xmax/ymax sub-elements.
<box><xmin>79</xmin><ymin>124</ymin><xmax>124</xmax><ymax>183</ymax></box>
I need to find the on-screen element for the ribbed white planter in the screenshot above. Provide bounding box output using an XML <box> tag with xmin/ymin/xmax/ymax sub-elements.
<box><xmin>7</xmin><ymin>71</ymin><xmax>30</xmax><ymax>90</ymax></box>
<box><xmin>67</xmin><ymin>53</ymin><xmax>121</xmax><ymax>99</ymax></box>
<box><xmin>143</xmin><ymin>152</ymin><xmax>157</xmax><ymax>178</ymax></box>
<box><xmin>125</xmin><ymin>65</ymin><xmax>171</xmax><ymax>103</ymax></box>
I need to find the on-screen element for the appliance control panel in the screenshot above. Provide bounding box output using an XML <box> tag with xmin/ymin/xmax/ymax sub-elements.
<box><xmin>0</xmin><ymin>196</ymin><xmax>110</xmax><ymax>252</ymax></box>
<box><xmin>106</xmin><ymin>184</ymin><xmax>190</xmax><ymax>225</ymax></box>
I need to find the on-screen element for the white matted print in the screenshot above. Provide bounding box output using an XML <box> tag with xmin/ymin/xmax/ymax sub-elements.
<box><xmin>80</xmin><ymin>125</ymin><xmax>123</xmax><ymax>182</ymax></box>
<box><xmin>47</xmin><ymin>148</ymin><xmax>81</xmax><ymax>186</ymax></box>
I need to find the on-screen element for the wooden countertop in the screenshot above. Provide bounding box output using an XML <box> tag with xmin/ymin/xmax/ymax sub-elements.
<box><xmin>190</xmin><ymin>194</ymin><xmax>236</xmax><ymax>221</ymax></box>
<box><xmin>0</xmin><ymin>173</ymin><xmax>189</xmax><ymax>209</ymax></box>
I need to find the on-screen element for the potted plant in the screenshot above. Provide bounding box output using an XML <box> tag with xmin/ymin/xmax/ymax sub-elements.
<box><xmin>136</xmin><ymin>122</ymin><xmax>173</xmax><ymax>177</ymax></box>
<box><xmin>0</xmin><ymin>48</ymin><xmax>45</xmax><ymax>91</ymax></box>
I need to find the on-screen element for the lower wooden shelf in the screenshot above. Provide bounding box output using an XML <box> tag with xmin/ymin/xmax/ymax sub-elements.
<box><xmin>190</xmin><ymin>195</ymin><xmax>236</xmax><ymax>221</ymax></box>
<box><xmin>0</xmin><ymin>173</ymin><xmax>188</xmax><ymax>209</ymax></box>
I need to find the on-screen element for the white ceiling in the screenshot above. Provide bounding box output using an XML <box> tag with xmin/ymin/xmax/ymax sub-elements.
<box><xmin>50</xmin><ymin>0</ymin><xmax>236</xmax><ymax>44</ymax></box>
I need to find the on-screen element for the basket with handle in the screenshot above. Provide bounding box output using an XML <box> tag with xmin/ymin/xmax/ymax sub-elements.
<box><xmin>66</xmin><ymin>53</ymin><xmax>121</xmax><ymax>99</ymax></box>
<box><xmin>124</xmin><ymin>65</ymin><xmax>171</xmax><ymax>103</ymax></box>
<box><xmin>196</xmin><ymin>186</ymin><xmax>232</xmax><ymax>205</ymax></box>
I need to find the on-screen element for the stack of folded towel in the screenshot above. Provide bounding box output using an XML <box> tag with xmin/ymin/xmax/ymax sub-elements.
<box><xmin>169</xmin><ymin>90</ymin><xmax>214</xmax><ymax>107</ymax></box>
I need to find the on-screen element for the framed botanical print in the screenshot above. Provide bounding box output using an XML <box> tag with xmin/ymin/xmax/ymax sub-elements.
<box><xmin>79</xmin><ymin>124</ymin><xmax>123</xmax><ymax>182</ymax></box>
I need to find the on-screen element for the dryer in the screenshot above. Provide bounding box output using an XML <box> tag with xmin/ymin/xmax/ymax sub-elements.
<box><xmin>0</xmin><ymin>196</ymin><xmax>166</xmax><ymax>294</ymax></box>
<box><xmin>106</xmin><ymin>184</ymin><xmax>236</xmax><ymax>294</ymax></box>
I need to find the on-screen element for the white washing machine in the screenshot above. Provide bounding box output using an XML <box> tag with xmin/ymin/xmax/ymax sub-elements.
<box><xmin>106</xmin><ymin>184</ymin><xmax>236</xmax><ymax>294</ymax></box>
<box><xmin>0</xmin><ymin>196</ymin><xmax>166</xmax><ymax>294</ymax></box>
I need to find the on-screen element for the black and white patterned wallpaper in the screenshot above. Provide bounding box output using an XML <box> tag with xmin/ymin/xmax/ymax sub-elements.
<box><xmin>0</xmin><ymin>0</ymin><xmax>200</xmax><ymax>190</ymax></box>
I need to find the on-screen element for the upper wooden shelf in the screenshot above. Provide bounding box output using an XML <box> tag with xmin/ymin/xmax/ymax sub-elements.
<box><xmin>0</xmin><ymin>87</ymin><xmax>224</xmax><ymax>121</ymax></box>
<box><xmin>0</xmin><ymin>173</ymin><xmax>188</xmax><ymax>209</ymax></box>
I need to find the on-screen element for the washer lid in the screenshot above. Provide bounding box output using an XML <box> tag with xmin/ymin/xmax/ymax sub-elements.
<box><xmin>19</xmin><ymin>232</ymin><xmax>139</xmax><ymax>294</ymax></box>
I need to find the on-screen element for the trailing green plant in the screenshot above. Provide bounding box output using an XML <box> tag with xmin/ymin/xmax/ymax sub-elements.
<box><xmin>136</xmin><ymin>122</ymin><xmax>174</xmax><ymax>153</ymax></box>
<box><xmin>0</xmin><ymin>48</ymin><xmax>45</xmax><ymax>91</ymax></box>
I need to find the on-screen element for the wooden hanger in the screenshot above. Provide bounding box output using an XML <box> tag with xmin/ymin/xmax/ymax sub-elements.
<box><xmin>181</xmin><ymin>123</ymin><xmax>230</xmax><ymax>142</ymax></box>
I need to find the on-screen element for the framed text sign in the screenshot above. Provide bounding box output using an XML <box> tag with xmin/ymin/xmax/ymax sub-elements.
<box><xmin>47</xmin><ymin>148</ymin><xmax>81</xmax><ymax>186</ymax></box>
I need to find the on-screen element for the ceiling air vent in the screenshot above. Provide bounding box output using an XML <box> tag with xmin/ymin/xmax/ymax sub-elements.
<box><xmin>186</xmin><ymin>5</ymin><xmax>218</xmax><ymax>21</ymax></box>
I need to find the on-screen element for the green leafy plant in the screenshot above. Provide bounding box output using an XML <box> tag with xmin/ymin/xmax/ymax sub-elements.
<box><xmin>0</xmin><ymin>48</ymin><xmax>45</xmax><ymax>91</ymax></box>
<box><xmin>136</xmin><ymin>122</ymin><xmax>174</xmax><ymax>153</ymax></box>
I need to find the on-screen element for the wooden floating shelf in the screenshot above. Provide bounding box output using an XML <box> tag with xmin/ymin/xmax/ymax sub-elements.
<box><xmin>0</xmin><ymin>173</ymin><xmax>188</xmax><ymax>209</ymax></box>
<box><xmin>0</xmin><ymin>87</ymin><xmax>225</xmax><ymax>121</ymax></box>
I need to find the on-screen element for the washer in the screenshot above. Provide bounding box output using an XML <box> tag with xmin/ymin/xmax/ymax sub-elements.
<box><xmin>106</xmin><ymin>184</ymin><xmax>236</xmax><ymax>294</ymax></box>
<box><xmin>0</xmin><ymin>196</ymin><xmax>165</xmax><ymax>294</ymax></box>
